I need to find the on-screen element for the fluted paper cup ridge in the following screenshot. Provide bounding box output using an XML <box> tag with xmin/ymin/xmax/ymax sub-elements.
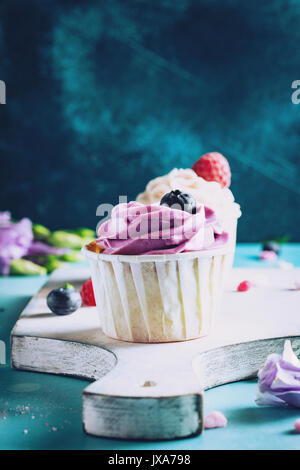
<box><xmin>82</xmin><ymin>243</ymin><xmax>230</xmax><ymax>263</ymax></box>
<box><xmin>83</xmin><ymin>244</ymin><xmax>230</xmax><ymax>343</ymax></box>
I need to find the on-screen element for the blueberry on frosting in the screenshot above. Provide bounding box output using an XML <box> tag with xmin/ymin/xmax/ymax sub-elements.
<box><xmin>160</xmin><ymin>189</ymin><xmax>197</xmax><ymax>214</ymax></box>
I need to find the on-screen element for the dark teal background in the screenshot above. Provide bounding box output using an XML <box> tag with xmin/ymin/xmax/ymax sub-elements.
<box><xmin>0</xmin><ymin>0</ymin><xmax>299</xmax><ymax>241</ymax></box>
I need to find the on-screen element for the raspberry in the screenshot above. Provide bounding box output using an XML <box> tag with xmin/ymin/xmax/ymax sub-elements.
<box><xmin>80</xmin><ymin>279</ymin><xmax>96</xmax><ymax>306</ymax></box>
<box><xmin>237</xmin><ymin>280</ymin><xmax>252</xmax><ymax>292</ymax></box>
<box><xmin>192</xmin><ymin>152</ymin><xmax>231</xmax><ymax>188</ymax></box>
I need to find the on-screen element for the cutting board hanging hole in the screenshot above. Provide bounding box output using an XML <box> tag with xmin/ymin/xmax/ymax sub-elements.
<box><xmin>141</xmin><ymin>380</ymin><xmax>157</xmax><ymax>387</ymax></box>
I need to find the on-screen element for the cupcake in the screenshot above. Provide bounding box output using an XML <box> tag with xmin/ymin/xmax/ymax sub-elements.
<box><xmin>83</xmin><ymin>192</ymin><xmax>230</xmax><ymax>343</ymax></box>
<box><xmin>136</xmin><ymin>152</ymin><xmax>241</xmax><ymax>270</ymax></box>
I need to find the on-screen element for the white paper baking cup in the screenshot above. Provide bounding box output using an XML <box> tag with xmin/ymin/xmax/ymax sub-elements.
<box><xmin>83</xmin><ymin>245</ymin><xmax>230</xmax><ymax>343</ymax></box>
<box><xmin>221</xmin><ymin>216</ymin><xmax>238</xmax><ymax>273</ymax></box>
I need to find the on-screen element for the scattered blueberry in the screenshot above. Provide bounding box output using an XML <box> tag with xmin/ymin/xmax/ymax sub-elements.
<box><xmin>47</xmin><ymin>283</ymin><xmax>81</xmax><ymax>315</ymax></box>
<box><xmin>160</xmin><ymin>190</ymin><xmax>197</xmax><ymax>214</ymax></box>
<box><xmin>262</xmin><ymin>241</ymin><xmax>280</xmax><ymax>255</ymax></box>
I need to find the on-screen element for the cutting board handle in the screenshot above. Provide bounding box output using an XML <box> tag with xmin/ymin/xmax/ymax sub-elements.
<box><xmin>83</xmin><ymin>358</ymin><xmax>204</xmax><ymax>440</ymax></box>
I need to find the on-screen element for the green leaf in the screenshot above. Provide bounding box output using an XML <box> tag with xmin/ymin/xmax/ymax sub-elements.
<box><xmin>47</xmin><ymin>231</ymin><xmax>83</xmax><ymax>249</ymax></box>
<box><xmin>63</xmin><ymin>283</ymin><xmax>75</xmax><ymax>290</ymax></box>
<box><xmin>75</xmin><ymin>228</ymin><xmax>95</xmax><ymax>239</ymax></box>
<box><xmin>44</xmin><ymin>257</ymin><xmax>65</xmax><ymax>274</ymax></box>
<box><xmin>261</xmin><ymin>235</ymin><xmax>290</xmax><ymax>244</ymax></box>
<box><xmin>59</xmin><ymin>250</ymin><xmax>83</xmax><ymax>262</ymax></box>
<box><xmin>10</xmin><ymin>259</ymin><xmax>47</xmax><ymax>276</ymax></box>
<box><xmin>32</xmin><ymin>223</ymin><xmax>51</xmax><ymax>241</ymax></box>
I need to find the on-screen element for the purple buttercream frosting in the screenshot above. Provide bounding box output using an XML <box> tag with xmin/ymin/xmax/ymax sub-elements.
<box><xmin>96</xmin><ymin>202</ymin><xmax>228</xmax><ymax>255</ymax></box>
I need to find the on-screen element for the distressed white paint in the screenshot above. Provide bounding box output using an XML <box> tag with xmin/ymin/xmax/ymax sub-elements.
<box><xmin>11</xmin><ymin>265</ymin><xmax>300</xmax><ymax>440</ymax></box>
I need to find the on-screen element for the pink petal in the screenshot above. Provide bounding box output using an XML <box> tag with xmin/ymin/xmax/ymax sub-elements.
<box><xmin>294</xmin><ymin>419</ymin><xmax>300</xmax><ymax>432</ymax></box>
<box><xmin>259</xmin><ymin>250</ymin><xmax>277</xmax><ymax>261</ymax></box>
<box><xmin>204</xmin><ymin>411</ymin><xmax>227</xmax><ymax>429</ymax></box>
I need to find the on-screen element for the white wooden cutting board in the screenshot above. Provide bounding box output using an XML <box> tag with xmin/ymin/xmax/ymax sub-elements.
<box><xmin>11</xmin><ymin>265</ymin><xmax>300</xmax><ymax>440</ymax></box>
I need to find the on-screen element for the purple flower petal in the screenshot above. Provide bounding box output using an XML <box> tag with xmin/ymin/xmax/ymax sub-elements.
<box><xmin>274</xmin><ymin>391</ymin><xmax>300</xmax><ymax>408</ymax></box>
<box><xmin>27</xmin><ymin>241</ymin><xmax>69</xmax><ymax>256</ymax></box>
<box><xmin>0</xmin><ymin>212</ymin><xmax>11</xmax><ymax>225</ymax></box>
<box><xmin>0</xmin><ymin>256</ymin><xmax>10</xmax><ymax>275</ymax></box>
<box><xmin>0</xmin><ymin>216</ymin><xmax>33</xmax><ymax>275</ymax></box>
<box><xmin>257</xmin><ymin>354</ymin><xmax>280</xmax><ymax>391</ymax></box>
<box><xmin>256</xmin><ymin>389</ymin><xmax>286</xmax><ymax>407</ymax></box>
<box><xmin>256</xmin><ymin>341</ymin><xmax>300</xmax><ymax>408</ymax></box>
<box><xmin>282</xmin><ymin>340</ymin><xmax>300</xmax><ymax>367</ymax></box>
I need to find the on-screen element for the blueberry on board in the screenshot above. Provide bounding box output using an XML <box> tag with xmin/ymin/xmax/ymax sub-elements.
<box><xmin>262</xmin><ymin>241</ymin><xmax>280</xmax><ymax>255</ymax></box>
<box><xmin>47</xmin><ymin>283</ymin><xmax>82</xmax><ymax>315</ymax></box>
<box><xmin>160</xmin><ymin>190</ymin><xmax>197</xmax><ymax>214</ymax></box>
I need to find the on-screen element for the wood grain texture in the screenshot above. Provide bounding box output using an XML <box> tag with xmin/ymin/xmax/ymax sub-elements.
<box><xmin>11</xmin><ymin>265</ymin><xmax>300</xmax><ymax>440</ymax></box>
<box><xmin>83</xmin><ymin>393</ymin><xmax>203</xmax><ymax>441</ymax></box>
<box><xmin>11</xmin><ymin>336</ymin><xmax>116</xmax><ymax>381</ymax></box>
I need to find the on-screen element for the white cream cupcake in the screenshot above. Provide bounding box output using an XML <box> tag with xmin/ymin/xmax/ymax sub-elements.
<box><xmin>136</xmin><ymin>155</ymin><xmax>241</xmax><ymax>270</ymax></box>
<box><xmin>136</xmin><ymin>167</ymin><xmax>241</xmax><ymax>222</ymax></box>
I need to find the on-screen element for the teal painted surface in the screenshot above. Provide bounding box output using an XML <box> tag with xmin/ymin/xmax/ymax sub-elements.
<box><xmin>233</xmin><ymin>243</ymin><xmax>300</xmax><ymax>268</ymax></box>
<box><xmin>0</xmin><ymin>244</ymin><xmax>300</xmax><ymax>450</ymax></box>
